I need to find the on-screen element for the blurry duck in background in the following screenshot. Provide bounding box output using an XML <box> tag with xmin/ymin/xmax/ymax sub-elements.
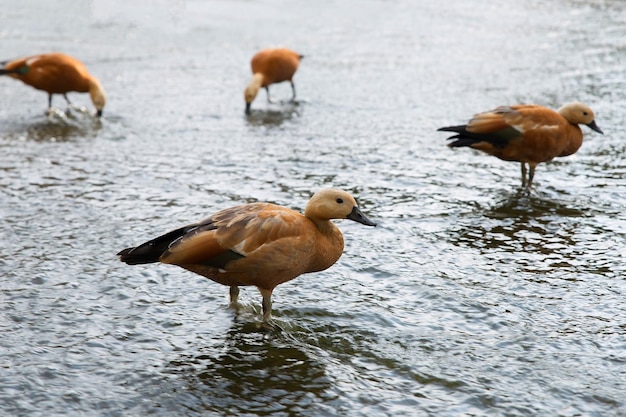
<box><xmin>244</xmin><ymin>47</ymin><xmax>303</xmax><ymax>114</ymax></box>
<box><xmin>118</xmin><ymin>189</ymin><xmax>376</xmax><ymax>323</ymax></box>
<box><xmin>0</xmin><ymin>52</ymin><xmax>106</xmax><ymax>117</ymax></box>
<box><xmin>438</xmin><ymin>102</ymin><xmax>603</xmax><ymax>188</ymax></box>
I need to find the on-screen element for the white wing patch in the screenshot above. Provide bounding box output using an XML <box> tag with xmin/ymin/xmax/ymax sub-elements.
<box><xmin>532</xmin><ymin>123</ymin><xmax>560</xmax><ymax>132</ymax></box>
<box><xmin>511</xmin><ymin>122</ymin><xmax>559</xmax><ymax>134</ymax></box>
<box><xmin>232</xmin><ymin>239</ymin><xmax>249</xmax><ymax>256</ymax></box>
<box><xmin>510</xmin><ymin>124</ymin><xmax>525</xmax><ymax>134</ymax></box>
<box><xmin>25</xmin><ymin>56</ymin><xmax>41</xmax><ymax>66</ymax></box>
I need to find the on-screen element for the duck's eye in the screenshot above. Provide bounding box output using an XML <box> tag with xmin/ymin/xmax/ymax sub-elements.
<box><xmin>583</xmin><ymin>111</ymin><xmax>588</xmax><ymax>116</ymax></box>
<box><xmin>336</xmin><ymin>198</ymin><xmax>344</xmax><ymax>204</ymax></box>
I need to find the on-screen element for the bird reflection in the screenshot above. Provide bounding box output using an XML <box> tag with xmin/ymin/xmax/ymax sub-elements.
<box><xmin>244</xmin><ymin>102</ymin><xmax>302</xmax><ymax>127</ymax></box>
<box><xmin>446</xmin><ymin>189</ymin><xmax>587</xmax><ymax>264</ymax></box>
<box><xmin>2</xmin><ymin>111</ymin><xmax>102</xmax><ymax>142</ymax></box>
<box><xmin>485</xmin><ymin>189</ymin><xmax>586</xmax><ymax>220</ymax></box>
<box><xmin>167</xmin><ymin>323</ymin><xmax>331</xmax><ymax>414</ymax></box>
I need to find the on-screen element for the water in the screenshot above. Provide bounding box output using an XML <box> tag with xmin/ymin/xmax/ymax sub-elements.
<box><xmin>1</xmin><ymin>0</ymin><xmax>625</xmax><ymax>416</ymax></box>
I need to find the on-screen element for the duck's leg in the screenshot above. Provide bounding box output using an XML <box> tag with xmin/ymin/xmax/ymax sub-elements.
<box><xmin>229</xmin><ymin>285</ymin><xmax>239</xmax><ymax>304</ymax></box>
<box><xmin>259</xmin><ymin>288</ymin><xmax>273</xmax><ymax>321</ymax></box>
<box><xmin>45</xmin><ymin>94</ymin><xmax>58</xmax><ymax>117</ymax></box>
<box><xmin>521</xmin><ymin>162</ymin><xmax>528</xmax><ymax>187</ymax></box>
<box><xmin>62</xmin><ymin>93</ymin><xmax>75</xmax><ymax>115</ymax></box>
<box><xmin>290</xmin><ymin>80</ymin><xmax>297</xmax><ymax>101</ymax></box>
<box><xmin>527</xmin><ymin>163</ymin><xmax>537</xmax><ymax>189</ymax></box>
<box><xmin>265</xmin><ymin>86</ymin><xmax>274</xmax><ymax>103</ymax></box>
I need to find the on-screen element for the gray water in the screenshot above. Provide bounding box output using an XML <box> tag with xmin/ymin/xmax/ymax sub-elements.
<box><xmin>1</xmin><ymin>0</ymin><xmax>625</xmax><ymax>416</ymax></box>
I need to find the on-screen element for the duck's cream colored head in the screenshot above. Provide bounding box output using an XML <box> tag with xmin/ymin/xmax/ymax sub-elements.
<box><xmin>244</xmin><ymin>73</ymin><xmax>263</xmax><ymax>114</ymax></box>
<box><xmin>305</xmin><ymin>188</ymin><xmax>376</xmax><ymax>226</ymax></box>
<box><xmin>558</xmin><ymin>102</ymin><xmax>603</xmax><ymax>134</ymax></box>
<box><xmin>88</xmin><ymin>77</ymin><xmax>106</xmax><ymax>117</ymax></box>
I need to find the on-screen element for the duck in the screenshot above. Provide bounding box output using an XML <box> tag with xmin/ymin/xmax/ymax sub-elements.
<box><xmin>438</xmin><ymin>102</ymin><xmax>603</xmax><ymax>188</ymax></box>
<box><xmin>0</xmin><ymin>52</ymin><xmax>106</xmax><ymax>117</ymax></box>
<box><xmin>244</xmin><ymin>47</ymin><xmax>303</xmax><ymax>114</ymax></box>
<box><xmin>117</xmin><ymin>188</ymin><xmax>376</xmax><ymax>322</ymax></box>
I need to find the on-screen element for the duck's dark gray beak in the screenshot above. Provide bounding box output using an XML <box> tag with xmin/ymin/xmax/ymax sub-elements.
<box><xmin>587</xmin><ymin>120</ymin><xmax>603</xmax><ymax>134</ymax></box>
<box><xmin>347</xmin><ymin>206</ymin><xmax>376</xmax><ymax>226</ymax></box>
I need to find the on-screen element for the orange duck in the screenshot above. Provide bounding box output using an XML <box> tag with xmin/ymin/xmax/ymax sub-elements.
<box><xmin>118</xmin><ymin>189</ymin><xmax>376</xmax><ymax>322</ymax></box>
<box><xmin>438</xmin><ymin>102</ymin><xmax>603</xmax><ymax>188</ymax></box>
<box><xmin>0</xmin><ymin>52</ymin><xmax>106</xmax><ymax>116</ymax></box>
<box><xmin>244</xmin><ymin>47</ymin><xmax>303</xmax><ymax>114</ymax></box>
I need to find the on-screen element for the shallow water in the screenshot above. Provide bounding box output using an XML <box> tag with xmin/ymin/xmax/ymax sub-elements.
<box><xmin>1</xmin><ymin>0</ymin><xmax>625</xmax><ymax>416</ymax></box>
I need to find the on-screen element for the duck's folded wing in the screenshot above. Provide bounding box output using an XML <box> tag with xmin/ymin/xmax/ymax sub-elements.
<box><xmin>466</xmin><ymin>107</ymin><xmax>518</xmax><ymax>134</ymax></box>
<box><xmin>161</xmin><ymin>203</ymin><xmax>305</xmax><ymax>266</ymax></box>
<box><xmin>485</xmin><ymin>104</ymin><xmax>563</xmax><ymax>134</ymax></box>
<box><xmin>440</xmin><ymin>106</ymin><xmax>523</xmax><ymax>148</ymax></box>
<box><xmin>449</xmin><ymin>106</ymin><xmax>524</xmax><ymax>147</ymax></box>
<box><xmin>117</xmin><ymin>225</ymin><xmax>198</xmax><ymax>265</ymax></box>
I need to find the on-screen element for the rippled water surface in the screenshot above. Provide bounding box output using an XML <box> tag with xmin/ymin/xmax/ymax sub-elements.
<box><xmin>1</xmin><ymin>0</ymin><xmax>625</xmax><ymax>416</ymax></box>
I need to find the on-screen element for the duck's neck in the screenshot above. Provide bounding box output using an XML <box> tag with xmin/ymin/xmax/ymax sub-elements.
<box><xmin>248</xmin><ymin>73</ymin><xmax>264</xmax><ymax>90</ymax></box>
<box><xmin>310</xmin><ymin>218</ymin><xmax>336</xmax><ymax>235</ymax></box>
<box><xmin>88</xmin><ymin>78</ymin><xmax>106</xmax><ymax>110</ymax></box>
<box><xmin>307</xmin><ymin>218</ymin><xmax>345</xmax><ymax>273</ymax></box>
<box><xmin>559</xmin><ymin>125</ymin><xmax>583</xmax><ymax>157</ymax></box>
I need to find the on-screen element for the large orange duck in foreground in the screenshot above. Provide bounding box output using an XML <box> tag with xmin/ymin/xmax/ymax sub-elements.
<box><xmin>118</xmin><ymin>189</ymin><xmax>376</xmax><ymax>322</ymax></box>
<box><xmin>244</xmin><ymin>47</ymin><xmax>303</xmax><ymax>114</ymax></box>
<box><xmin>438</xmin><ymin>102</ymin><xmax>603</xmax><ymax>188</ymax></box>
<box><xmin>0</xmin><ymin>52</ymin><xmax>106</xmax><ymax>117</ymax></box>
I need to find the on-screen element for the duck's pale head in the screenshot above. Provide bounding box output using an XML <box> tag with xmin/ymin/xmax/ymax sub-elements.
<box><xmin>305</xmin><ymin>188</ymin><xmax>376</xmax><ymax>226</ymax></box>
<box><xmin>558</xmin><ymin>102</ymin><xmax>603</xmax><ymax>134</ymax></box>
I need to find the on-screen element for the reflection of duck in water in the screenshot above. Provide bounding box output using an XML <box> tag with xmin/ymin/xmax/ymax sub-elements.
<box><xmin>439</xmin><ymin>102</ymin><xmax>603</xmax><ymax>188</ymax></box>
<box><xmin>244</xmin><ymin>48</ymin><xmax>303</xmax><ymax>114</ymax></box>
<box><xmin>118</xmin><ymin>189</ymin><xmax>375</xmax><ymax>322</ymax></box>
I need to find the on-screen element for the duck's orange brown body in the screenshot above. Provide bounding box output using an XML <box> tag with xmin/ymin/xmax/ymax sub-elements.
<box><xmin>244</xmin><ymin>48</ymin><xmax>302</xmax><ymax>114</ymax></box>
<box><xmin>118</xmin><ymin>189</ymin><xmax>375</xmax><ymax>321</ymax></box>
<box><xmin>0</xmin><ymin>53</ymin><xmax>106</xmax><ymax>116</ymax></box>
<box><xmin>438</xmin><ymin>102</ymin><xmax>603</xmax><ymax>187</ymax></box>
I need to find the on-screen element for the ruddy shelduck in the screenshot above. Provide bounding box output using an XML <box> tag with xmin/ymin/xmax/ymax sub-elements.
<box><xmin>438</xmin><ymin>102</ymin><xmax>603</xmax><ymax>188</ymax></box>
<box><xmin>244</xmin><ymin>47</ymin><xmax>303</xmax><ymax>114</ymax></box>
<box><xmin>118</xmin><ymin>189</ymin><xmax>376</xmax><ymax>322</ymax></box>
<box><xmin>0</xmin><ymin>53</ymin><xmax>106</xmax><ymax>117</ymax></box>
